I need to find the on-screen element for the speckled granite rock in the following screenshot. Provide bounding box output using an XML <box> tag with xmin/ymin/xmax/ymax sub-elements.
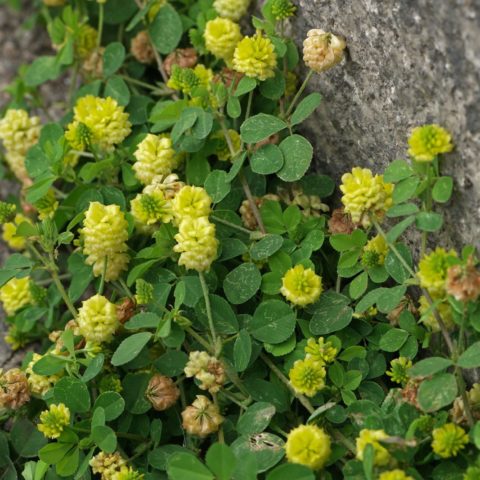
<box><xmin>291</xmin><ymin>0</ymin><xmax>480</xmax><ymax>250</ymax></box>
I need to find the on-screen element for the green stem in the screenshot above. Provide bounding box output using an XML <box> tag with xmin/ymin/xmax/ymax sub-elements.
<box><xmin>49</xmin><ymin>254</ymin><xmax>78</xmax><ymax>318</ymax></box>
<box><xmin>185</xmin><ymin>327</ymin><xmax>213</xmax><ymax>353</ymax></box>
<box><xmin>211</xmin><ymin>215</ymin><xmax>253</xmax><ymax>235</ymax></box>
<box><xmin>285</xmin><ymin>69</ymin><xmax>314</xmax><ymax>118</ymax></box>
<box><xmin>198</xmin><ymin>272</ymin><xmax>218</xmax><ymax>351</ymax></box>
<box><xmin>240</xmin><ymin>90</ymin><xmax>254</xmax><ymax>151</ymax></box>
<box><xmin>73</xmin><ymin>427</ymin><xmax>144</xmax><ymax>441</ymax></box>
<box><xmin>239</xmin><ymin>170</ymin><xmax>266</xmax><ymax>235</ymax></box>
<box><xmin>97</xmin><ymin>3</ymin><xmax>104</xmax><ymax>48</ymax></box>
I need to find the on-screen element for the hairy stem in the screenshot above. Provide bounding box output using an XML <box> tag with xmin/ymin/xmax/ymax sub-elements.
<box><xmin>199</xmin><ymin>271</ymin><xmax>218</xmax><ymax>350</ymax></box>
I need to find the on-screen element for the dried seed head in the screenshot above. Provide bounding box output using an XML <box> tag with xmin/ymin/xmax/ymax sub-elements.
<box><xmin>146</xmin><ymin>374</ymin><xmax>180</xmax><ymax>411</ymax></box>
<box><xmin>181</xmin><ymin>395</ymin><xmax>224</xmax><ymax>437</ymax></box>
<box><xmin>131</xmin><ymin>31</ymin><xmax>156</xmax><ymax>65</ymax></box>
<box><xmin>446</xmin><ymin>257</ymin><xmax>480</xmax><ymax>302</ymax></box>
<box><xmin>164</xmin><ymin>48</ymin><xmax>198</xmax><ymax>76</ymax></box>
<box><xmin>303</xmin><ymin>29</ymin><xmax>346</xmax><ymax>73</ymax></box>
<box><xmin>0</xmin><ymin>368</ymin><xmax>30</xmax><ymax>409</ymax></box>
<box><xmin>328</xmin><ymin>208</ymin><xmax>356</xmax><ymax>235</ymax></box>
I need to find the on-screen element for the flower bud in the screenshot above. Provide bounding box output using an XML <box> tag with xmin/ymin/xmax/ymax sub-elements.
<box><xmin>146</xmin><ymin>374</ymin><xmax>180</xmax><ymax>411</ymax></box>
<box><xmin>303</xmin><ymin>29</ymin><xmax>346</xmax><ymax>73</ymax></box>
<box><xmin>181</xmin><ymin>395</ymin><xmax>224</xmax><ymax>437</ymax></box>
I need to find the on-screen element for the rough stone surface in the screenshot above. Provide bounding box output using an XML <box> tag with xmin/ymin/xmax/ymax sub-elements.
<box><xmin>292</xmin><ymin>0</ymin><xmax>480</xmax><ymax>250</ymax></box>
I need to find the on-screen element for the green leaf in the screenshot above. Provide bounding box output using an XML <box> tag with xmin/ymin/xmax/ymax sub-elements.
<box><xmin>383</xmin><ymin>160</ymin><xmax>414</xmax><ymax>183</ymax></box>
<box><xmin>379</xmin><ymin>328</ymin><xmax>409</xmax><ymax>352</ymax></box>
<box><xmin>250</xmin><ymin>234</ymin><xmax>284</xmax><ymax>261</ymax></box>
<box><xmin>111</xmin><ymin>332</ymin><xmax>152</xmax><ymax>366</ymax></box>
<box><xmin>409</xmin><ymin>357</ymin><xmax>453</xmax><ymax>377</ymax></box>
<box><xmin>418</xmin><ymin>373</ymin><xmax>457</xmax><ymax>412</ymax></box>
<box><xmin>240</xmin><ymin>114</ymin><xmax>287</xmax><ymax>144</ymax></box>
<box><xmin>234</xmin><ymin>329</ymin><xmax>252</xmax><ymax>372</ymax></box>
<box><xmin>154</xmin><ymin>350</ymin><xmax>189</xmax><ymax>376</ymax></box>
<box><xmin>11</xmin><ymin>419</ymin><xmax>47</xmax><ymax>458</ymax></box>
<box><xmin>167</xmin><ymin>453</ymin><xmax>214</xmax><ymax>480</ymax></box>
<box><xmin>250</xmin><ymin>144</ymin><xmax>284</xmax><ymax>175</ymax></box>
<box><xmin>386</xmin><ymin>216</ymin><xmax>415</xmax><ymax>243</ymax></box>
<box><xmin>93</xmin><ymin>392</ymin><xmax>125</xmax><ymax>421</ymax></box>
<box><xmin>277</xmin><ymin>135</ymin><xmax>313</xmax><ymax>182</ymax></box>
<box><xmin>432</xmin><ymin>176</ymin><xmax>453</xmax><ymax>203</ymax></box>
<box><xmin>266</xmin><ymin>462</ymin><xmax>314</xmax><ymax>480</ymax></box>
<box><xmin>231</xmin><ymin>433</ymin><xmax>284</xmax><ymax>473</ymax></box>
<box><xmin>196</xmin><ymin>295</ymin><xmax>239</xmax><ymax>334</ymax></box>
<box><xmin>227</xmin><ymin>95</ymin><xmax>241</xmax><ymax>118</ymax></box>
<box><xmin>249</xmin><ymin>299</ymin><xmax>296</xmax><ymax>344</ymax></box>
<box><xmin>148</xmin><ymin>4</ymin><xmax>183</xmax><ymax>54</ymax></box>
<box><xmin>237</xmin><ymin>402</ymin><xmax>276</xmax><ymax>436</ymax></box>
<box><xmin>259</xmin><ymin>71</ymin><xmax>285</xmax><ymax>100</ymax></box>
<box><xmin>393</xmin><ymin>177</ymin><xmax>420</xmax><ymax>204</ymax></box>
<box><xmin>205</xmin><ymin>444</ymin><xmax>236</xmax><ymax>480</ymax></box>
<box><xmin>192</xmin><ymin>111</ymin><xmax>213</xmax><ymax>139</ymax></box>
<box><xmin>103</xmin><ymin>42</ymin><xmax>126</xmax><ymax>77</ymax></box>
<box><xmin>387</xmin><ymin>203</ymin><xmax>420</xmax><ymax>218</ymax></box>
<box><xmin>32</xmin><ymin>355</ymin><xmax>66</xmax><ymax>376</ymax></box>
<box><xmin>377</xmin><ymin>285</ymin><xmax>407</xmax><ymax>313</ymax></box>
<box><xmin>105</xmin><ymin>76</ymin><xmax>131</xmax><ymax>106</ymax></box>
<box><xmin>92</xmin><ymin>426</ymin><xmax>117</xmax><ymax>454</ymax></box>
<box><xmin>204</xmin><ymin>170</ymin><xmax>231</xmax><ymax>203</ymax></box>
<box><xmin>224</xmin><ymin>263</ymin><xmax>261</xmax><ymax>304</ymax></box>
<box><xmin>39</xmin><ymin>443</ymin><xmax>72</xmax><ymax>465</ymax></box>
<box><xmin>473</xmin><ymin>422</ymin><xmax>480</xmax><ymax>449</ymax></box>
<box><xmin>457</xmin><ymin>341</ymin><xmax>480</xmax><ymax>368</ymax></box>
<box><xmin>234</xmin><ymin>77</ymin><xmax>257</xmax><ymax>97</ymax></box>
<box><xmin>24</xmin><ymin>56</ymin><xmax>61</xmax><ymax>87</ymax></box>
<box><xmin>384</xmin><ymin>244</ymin><xmax>413</xmax><ymax>284</ymax></box>
<box><xmin>310</xmin><ymin>291</ymin><xmax>353</xmax><ymax>335</ymax></box>
<box><xmin>53</xmin><ymin>378</ymin><xmax>90</xmax><ymax>413</ymax></box>
<box><xmin>330</xmin><ymin>230</ymin><xmax>367</xmax><ymax>252</ymax></box>
<box><xmin>415</xmin><ymin>212</ymin><xmax>443</xmax><ymax>232</ymax></box>
<box><xmin>349</xmin><ymin>272</ymin><xmax>368</xmax><ymax>300</ymax></box>
<box><xmin>82</xmin><ymin>354</ymin><xmax>104</xmax><ymax>382</ymax></box>
<box><xmin>290</xmin><ymin>93</ymin><xmax>322</xmax><ymax>126</ymax></box>
<box><xmin>124</xmin><ymin>312</ymin><xmax>160</xmax><ymax>330</ymax></box>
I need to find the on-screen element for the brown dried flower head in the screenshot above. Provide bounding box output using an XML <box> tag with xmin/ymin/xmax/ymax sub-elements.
<box><xmin>164</xmin><ymin>48</ymin><xmax>198</xmax><ymax>76</ymax></box>
<box><xmin>181</xmin><ymin>395</ymin><xmax>224</xmax><ymax>437</ymax></box>
<box><xmin>131</xmin><ymin>31</ymin><xmax>156</xmax><ymax>65</ymax></box>
<box><xmin>146</xmin><ymin>374</ymin><xmax>180</xmax><ymax>411</ymax></box>
<box><xmin>81</xmin><ymin>48</ymin><xmax>104</xmax><ymax>79</ymax></box>
<box><xmin>328</xmin><ymin>207</ymin><xmax>356</xmax><ymax>235</ymax></box>
<box><xmin>0</xmin><ymin>368</ymin><xmax>30</xmax><ymax>409</ymax></box>
<box><xmin>213</xmin><ymin>67</ymin><xmax>243</xmax><ymax>89</ymax></box>
<box><xmin>239</xmin><ymin>194</ymin><xmax>280</xmax><ymax>230</ymax></box>
<box><xmin>303</xmin><ymin>29</ymin><xmax>346</xmax><ymax>73</ymax></box>
<box><xmin>401</xmin><ymin>379</ymin><xmax>421</xmax><ymax>410</ymax></box>
<box><xmin>387</xmin><ymin>296</ymin><xmax>417</xmax><ymax>325</ymax></box>
<box><xmin>446</xmin><ymin>257</ymin><xmax>480</xmax><ymax>302</ymax></box>
<box><xmin>116</xmin><ymin>298</ymin><xmax>137</xmax><ymax>324</ymax></box>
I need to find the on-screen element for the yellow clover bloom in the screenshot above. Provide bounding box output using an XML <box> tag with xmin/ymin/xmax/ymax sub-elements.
<box><xmin>172</xmin><ymin>185</ymin><xmax>212</xmax><ymax>221</ymax></box>
<box><xmin>418</xmin><ymin>295</ymin><xmax>455</xmax><ymax>332</ymax></box>
<box><xmin>408</xmin><ymin>124</ymin><xmax>453</xmax><ymax>162</ymax></box>
<box><xmin>111</xmin><ymin>466</ymin><xmax>144</xmax><ymax>480</ymax></box>
<box><xmin>386</xmin><ymin>357</ymin><xmax>412</xmax><ymax>384</ymax></box>
<box><xmin>303</xmin><ymin>29</ymin><xmax>346</xmax><ymax>74</ymax></box>
<box><xmin>0</xmin><ymin>109</ymin><xmax>41</xmax><ymax>155</ymax></box>
<box><xmin>340</xmin><ymin>167</ymin><xmax>394</xmax><ymax>227</ymax></box>
<box><xmin>130</xmin><ymin>191</ymin><xmax>173</xmax><ymax>226</ymax></box>
<box><xmin>26</xmin><ymin>353</ymin><xmax>62</xmax><ymax>395</ymax></box>
<box><xmin>285</xmin><ymin>424</ymin><xmax>331</xmax><ymax>470</ymax></box>
<box><xmin>37</xmin><ymin>403</ymin><xmax>70</xmax><ymax>439</ymax></box>
<box><xmin>233</xmin><ymin>32</ymin><xmax>277</xmax><ymax>81</ymax></box>
<box><xmin>305</xmin><ymin>337</ymin><xmax>338</xmax><ymax>364</ymax></box>
<box><xmin>281</xmin><ymin>264</ymin><xmax>323</xmax><ymax>307</ymax></box>
<box><xmin>418</xmin><ymin>247</ymin><xmax>457</xmax><ymax>296</ymax></box>
<box><xmin>77</xmin><ymin>294</ymin><xmax>119</xmax><ymax>344</ymax></box>
<box><xmin>76</xmin><ymin>25</ymin><xmax>98</xmax><ymax>59</ymax></box>
<box><xmin>80</xmin><ymin>202</ymin><xmax>130</xmax><ymax>282</ymax></box>
<box><xmin>289</xmin><ymin>357</ymin><xmax>326</xmax><ymax>397</ymax></box>
<box><xmin>379</xmin><ymin>470</ymin><xmax>414</xmax><ymax>480</ymax></box>
<box><xmin>362</xmin><ymin>234</ymin><xmax>389</xmax><ymax>266</ymax></box>
<box><xmin>0</xmin><ymin>277</ymin><xmax>33</xmax><ymax>316</ymax></box>
<box><xmin>213</xmin><ymin>0</ymin><xmax>251</xmax><ymax>21</ymax></box>
<box><xmin>204</xmin><ymin>18</ymin><xmax>243</xmax><ymax>63</ymax></box>
<box><xmin>356</xmin><ymin>429</ymin><xmax>391</xmax><ymax>466</ymax></box>
<box><xmin>271</xmin><ymin>0</ymin><xmax>297</xmax><ymax>20</ymax></box>
<box><xmin>431</xmin><ymin>423</ymin><xmax>468</xmax><ymax>458</ymax></box>
<box><xmin>2</xmin><ymin>214</ymin><xmax>31</xmax><ymax>251</ymax></box>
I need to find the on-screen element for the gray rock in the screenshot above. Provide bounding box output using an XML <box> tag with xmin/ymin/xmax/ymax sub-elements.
<box><xmin>291</xmin><ymin>0</ymin><xmax>480</xmax><ymax>250</ymax></box>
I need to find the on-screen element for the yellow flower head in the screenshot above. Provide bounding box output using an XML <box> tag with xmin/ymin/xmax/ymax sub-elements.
<box><xmin>0</xmin><ymin>277</ymin><xmax>33</xmax><ymax>316</ymax></box>
<box><xmin>386</xmin><ymin>357</ymin><xmax>412</xmax><ymax>384</ymax></box>
<box><xmin>271</xmin><ymin>0</ymin><xmax>297</xmax><ymax>20</ymax></box>
<box><xmin>211</xmin><ymin>129</ymin><xmax>241</xmax><ymax>161</ymax></box>
<box><xmin>379</xmin><ymin>470</ymin><xmax>414</xmax><ymax>480</ymax></box>
<box><xmin>285</xmin><ymin>424</ymin><xmax>331</xmax><ymax>470</ymax></box>
<box><xmin>362</xmin><ymin>234</ymin><xmax>389</xmax><ymax>267</ymax></box>
<box><xmin>65</xmin><ymin>96</ymin><xmax>131</xmax><ymax>152</ymax></box>
<box><xmin>80</xmin><ymin>202</ymin><xmax>130</xmax><ymax>282</ymax></box>
<box><xmin>305</xmin><ymin>337</ymin><xmax>338</xmax><ymax>364</ymax></box>
<box><xmin>90</xmin><ymin>451</ymin><xmax>126</xmax><ymax>479</ymax></box>
<box><xmin>35</xmin><ymin>189</ymin><xmax>59</xmax><ymax>220</ymax></box>
<box><xmin>172</xmin><ymin>185</ymin><xmax>212</xmax><ymax>221</ymax></box>
<box><xmin>356</xmin><ymin>429</ymin><xmax>390</xmax><ymax>466</ymax></box>
<box><xmin>99</xmin><ymin>373</ymin><xmax>123</xmax><ymax>394</ymax></box>
<box><xmin>289</xmin><ymin>357</ymin><xmax>326</xmax><ymax>397</ymax></box>
<box><xmin>213</xmin><ymin>0</ymin><xmax>251</xmax><ymax>21</ymax></box>
<box><xmin>26</xmin><ymin>353</ymin><xmax>61</xmax><ymax>395</ymax></box>
<box><xmin>303</xmin><ymin>29</ymin><xmax>346</xmax><ymax>74</ymax></box>
<box><xmin>418</xmin><ymin>295</ymin><xmax>455</xmax><ymax>332</ymax></box>
<box><xmin>77</xmin><ymin>294</ymin><xmax>119</xmax><ymax>344</ymax></box>
<box><xmin>281</xmin><ymin>264</ymin><xmax>323</xmax><ymax>307</ymax></box>
<box><xmin>4</xmin><ymin>151</ymin><xmax>30</xmax><ymax>185</ymax></box>
<box><xmin>111</xmin><ymin>466</ymin><xmax>144</xmax><ymax>480</ymax></box>
<box><xmin>0</xmin><ymin>109</ymin><xmax>41</xmax><ymax>155</ymax></box>
<box><xmin>204</xmin><ymin>18</ymin><xmax>243</xmax><ymax>63</ymax></box>
<box><xmin>135</xmin><ymin>279</ymin><xmax>154</xmax><ymax>306</ymax></box>
<box><xmin>38</xmin><ymin>403</ymin><xmax>70</xmax><ymax>439</ymax></box>
<box><xmin>0</xmin><ymin>202</ymin><xmax>16</xmax><ymax>225</ymax></box>
<box><xmin>431</xmin><ymin>423</ymin><xmax>468</xmax><ymax>458</ymax></box>
<box><xmin>408</xmin><ymin>124</ymin><xmax>453</xmax><ymax>162</ymax></box>
<box><xmin>133</xmin><ymin>134</ymin><xmax>178</xmax><ymax>185</ymax></box>
<box><xmin>233</xmin><ymin>32</ymin><xmax>277</xmax><ymax>81</ymax></box>
<box><xmin>174</xmin><ymin>216</ymin><xmax>218</xmax><ymax>272</ymax></box>
<box><xmin>194</xmin><ymin>64</ymin><xmax>214</xmax><ymax>89</ymax></box>
<box><xmin>130</xmin><ymin>191</ymin><xmax>173</xmax><ymax>226</ymax></box>
<box><xmin>2</xmin><ymin>214</ymin><xmax>31</xmax><ymax>250</ymax></box>
<box><xmin>4</xmin><ymin>325</ymin><xmax>28</xmax><ymax>351</ymax></box>
<box><xmin>167</xmin><ymin>65</ymin><xmax>200</xmax><ymax>95</ymax></box>
<box><xmin>76</xmin><ymin>25</ymin><xmax>98</xmax><ymax>59</ymax></box>
<box><xmin>340</xmin><ymin>167</ymin><xmax>394</xmax><ymax>227</ymax></box>
<box><xmin>418</xmin><ymin>247</ymin><xmax>458</xmax><ymax>296</ymax></box>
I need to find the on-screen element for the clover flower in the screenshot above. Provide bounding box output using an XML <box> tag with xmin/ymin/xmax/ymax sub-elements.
<box><xmin>80</xmin><ymin>202</ymin><xmax>130</xmax><ymax>281</ymax></box>
<box><xmin>167</xmin><ymin>65</ymin><xmax>201</xmax><ymax>94</ymax></box>
<box><xmin>90</xmin><ymin>451</ymin><xmax>126</xmax><ymax>480</ymax></box>
<box><xmin>0</xmin><ymin>202</ymin><xmax>16</xmax><ymax>224</ymax></box>
<box><xmin>446</xmin><ymin>258</ymin><xmax>480</xmax><ymax>302</ymax></box>
<box><xmin>418</xmin><ymin>295</ymin><xmax>454</xmax><ymax>332</ymax></box>
<box><xmin>26</xmin><ymin>353</ymin><xmax>61</xmax><ymax>395</ymax></box>
<box><xmin>133</xmin><ymin>134</ymin><xmax>178</xmax><ymax>185</ymax></box>
<box><xmin>362</xmin><ymin>234</ymin><xmax>389</xmax><ymax>267</ymax></box>
<box><xmin>356</xmin><ymin>429</ymin><xmax>391</xmax><ymax>466</ymax></box>
<box><xmin>233</xmin><ymin>32</ymin><xmax>277</xmax><ymax>81</ymax></box>
<box><xmin>65</xmin><ymin>95</ymin><xmax>131</xmax><ymax>152</ymax></box>
<box><xmin>184</xmin><ymin>351</ymin><xmax>225</xmax><ymax>394</ymax></box>
<box><xmin>146</xmin><ymin>374</ymin><xmax>180</xmax><ymax>411</ymax></box>
<box><xmin>0</xmin><ymin>277</ymin><xmax>33</xmax><ymax>316</ymax></box>
<box><xmin>2</xmin><ymin>213</ymin><xmax>31</xmax><ymax>250</ymax></box>
<box><xmin>408</xmin><ymin>125</ymin><xmax>453</xmax><ymax>162</ymax></box>
<box><xmin>172</xmin><ymin>185</ymin><xmax>212</xmax><ymax>221</ymax></box>
<box><xmin>99</xmin><ymin>374</ymin><xmax>123</xmax><ymax>394</ymax></box>
<box><xmin>204</xmin><ymin>18</ymin><xmax>243</xmax><ymax>63</ymax></box>
<box><xmin>281</xmin><ymin>264</ymin><xmax>323</xmax><ymax>307</ymax></box>
<box><xmin>379</xmin><ymin>470</ymin><xmax>414</xmax><ymax>480</ymax></box>
<box><xmin>130</xmin><ymin>31</ymin><xmax>155</xmax><ymax>65</ymax></box>
<box><xmin>164</xmin><ymin>48</ymin><xmax>198</xmax><ymax>76</ymax></box>
<box><xmin>130</xmin><ymin>191</ymin><xmax>173</xmax><ymax>227</ymax></box>
<box><xmin>76</xmin><ymin>25</ymin><xmax>98</xmax><ymax>59</ymax></box>
<box><xmin>285</xmin><ymin>424</ymin><xmax>331</xmax><ymax>470</ymax></box>
<box><xmin>213</xmin><ymin>0</ymin><xmax>251</xmax><ymax>21</ymax></box>
<box><xmin>37</xmin><ymin>403</ymin><xmax>70</xmax><ymax>439</ymax></box>
<box><xmin>211</xmin><ymin>129</ymin><xmax>242</xmax><ymax>161</ymax></box>
<box><xmin>135</xmin><ymin>279</ymin><xmax>154</xmax><ymax>305</ymax></box>
<box><xmin>418</xmin><ymin>247</ymin><xmax>458</xmax><ymax>296</ymax></box>
<box><xmin>181</xmin><ymin>395</ymin><xmax>224</xmax><ymax>437</ymax></box>
<box><xmin>305</xmin><ymin>337</ymin><xmax>338</xmax><ymax>364</ymax></box>
<box><xmin>0</xmin><ymin>109</ymin><xmax>41</xmax><ymax>155</ymax></box>
<box><xmin>111</xmin><ymin>467</ymin><xmax>144</xmax><ymax>480</ymax></box>
<box><xmin>77</xmin><ymin>294</ymin><xmax>119</xmax><ymax>344</ymax></box>
<box><xmin>35</xmin><ymin>189</ymin><xmax>58</xmax><ymax>220</ymax></box>
<box><xmin>271</xmin><ymin>0</ymin><xmax>297</xmax><ymax>20</ymax></box>
<box><xmin>303</xmin><ymin>29</ymin><xmax>346</xmax><ymax>73</ymax></box>
<box><xmin>386</xmin><ymin>357</ymin><xmax>412</xmax><ymax>385</ymax></box>
<box><xmin>0</xmin><ymin>368</ymin><xmax>30</xmax><ymax>409</ymax></box>
<box><xmin>431</xmin><ymin>423</ymin><xmax>468</xmax><ymax>458</ymax></box>
<box><xmin>340</xmin><ymin>167</ymin><xmax>394</xmax><ymax>227</ymax></box>
<box><xmin>4</xmin><ymin>325</ymin><xmax>29</xmax><ymax>351</ymax></box>
<box><xmin>289</xmin><ymin>357</ymin><xmax>326</xmax><ymax>397</ymax></box>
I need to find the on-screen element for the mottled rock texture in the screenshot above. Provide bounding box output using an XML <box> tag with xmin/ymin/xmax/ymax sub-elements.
<box><xmin>291</xmin><ymin>0</ymin><xmax>480</xmax><ymax>250</ymax></box>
